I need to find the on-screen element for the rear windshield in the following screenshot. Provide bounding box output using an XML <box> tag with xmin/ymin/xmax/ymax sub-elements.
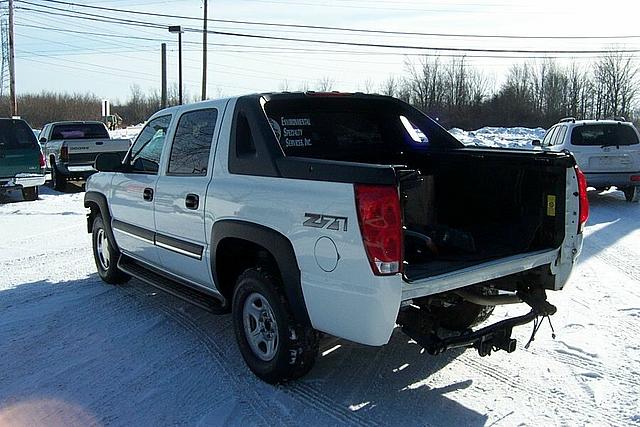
<box><xmin>0</xmin><ymin>120</ymin><xmax>38</xmax><ymax>148</ymax></box>
<box><xmin>571</xmin><ymin>124</ymin><xmax>639</xmax><ymax>146</ymax></box>
<box><xmin>263</xmin><ymin>97</ymin><xmax>460</xmax><ymax>162</ymax></box>
<box><xmin>50</xmin><ymin>123</ymin><xmax>109</xmax><ymax>140</ymax></box>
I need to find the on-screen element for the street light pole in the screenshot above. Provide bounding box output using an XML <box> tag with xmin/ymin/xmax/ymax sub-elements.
<box><xmin>201</xmin><ymin>0</ymin><xmax>208</xmax><ymax>101</ymax></box>
<box><xmin>168</xmin><ymin>25</ymin><xmax>184</xmax><ymax>105</ymax></box>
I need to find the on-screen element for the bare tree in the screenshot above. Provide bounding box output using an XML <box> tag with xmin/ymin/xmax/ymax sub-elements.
<box><xmin>278</xmin><ymin>80</ymin><xmax>290</xmax><ymax>91</ymax></box>
<box><xmin>593</xmin><ymin>49</ymin><xmax>639</xmax><ymax>119</ymax></box>
<box><xmin>316</xmin><ymin>76</ymin><xmax>335</xmax><ymax>91</ymax></box>
<box><xmin>380</xmin><ymin>75</ymin><xmax>399</xmax><ymax>97</ymax></box>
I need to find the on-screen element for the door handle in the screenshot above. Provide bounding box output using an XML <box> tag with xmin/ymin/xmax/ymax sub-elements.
<box><xmin>143</xmin><ymin>187</ymin><xmax>154</xmax><ymax>201</ymax></box>
<box><xmin>185</xmin><ymin>193</ymin><xmax>199</xmax><ymax>210</ymax></box>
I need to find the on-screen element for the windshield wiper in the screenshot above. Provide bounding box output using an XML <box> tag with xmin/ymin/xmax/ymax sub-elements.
<box><xmin>600</xmin><ymin>142</ymin><xmax>621</xmax><ymax>148</ymax></box>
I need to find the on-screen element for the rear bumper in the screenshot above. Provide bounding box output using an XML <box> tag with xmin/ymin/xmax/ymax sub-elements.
<box><xmin>58</xmin><ymin>163</ymin><xmax>96</xmax><ymax>178</ymax></box>
<box><xmin>0</xmin><ymin>173</ymin><xmax>46</xmax><ymax>190</ymax></box>
<box><xmin>584</xmin><ymin>171</ymin><xmax>640</xmax><ymax>188</ymax></box>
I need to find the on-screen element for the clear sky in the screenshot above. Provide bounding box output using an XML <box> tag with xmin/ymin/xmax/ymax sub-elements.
<box><xmin>11</xmin><ymin>0</ymin><xmax>640</xmax><ymax>102</ymax></box>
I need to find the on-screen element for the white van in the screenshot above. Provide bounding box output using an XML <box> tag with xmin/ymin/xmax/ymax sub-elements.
<box><xmin>534</xmin><ymin>118</ymin><xmax>640</xmax><ymax>202</ymax></box>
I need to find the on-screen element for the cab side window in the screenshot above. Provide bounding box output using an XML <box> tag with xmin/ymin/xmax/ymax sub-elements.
<box><xmin>128</xmin><ymin>115</ymin><xmax>172</xmax><ymax>173</ymax></box>
<box><xmin>167</xmin><ymin>109</ymin><xmax>218</xmax><ymax>175</ymax></box>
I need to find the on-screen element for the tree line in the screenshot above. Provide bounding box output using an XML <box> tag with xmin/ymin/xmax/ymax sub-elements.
<box><xmin>2</xmin><ymin>50</ymin><xmax>638</xmax><ymax>130</ymax></box>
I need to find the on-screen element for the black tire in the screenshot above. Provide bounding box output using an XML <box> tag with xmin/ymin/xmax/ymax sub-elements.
<box><xmin>428</xmin><ymin>301</ymin><xmax>495</xmax><ymax>331</ymax></box>
<box><xmin>419</xmin><ymin>289</ymin><xmax>497</xmax><ymax>332</ymax></box>
<box><xmin>92</xmin><ymin>215</ymin><xmax>130</xmax><ymax>284</ymax></box>
<box><xmin>21</xmin><ymin>186</ymin><xmax>38</xmax><ymax>201</ymax></box>
<box><xmin>51</xmin><ymin>162</ymin><xmax>66</xmax><ymax>192</ymax></box>
<box><xmin>622</xmin><ymin>186</ymin><xmax>640</xmax><ymax>203</ymax></box>
<box><xmin>232</xmin><ymin>268</ymin><xmax>318</xmax><ymax>383</ymax></box>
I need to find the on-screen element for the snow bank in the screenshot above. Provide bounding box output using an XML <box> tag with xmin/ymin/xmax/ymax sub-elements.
<box><xmin>450</xmin><ymin>126</ymin><xmax>546</xmax><ymax>149</ymax></box>
<box><xmin>110</xmin><ymin>125</ymin><xmax>143</xmax><ymax>141</ymax></box>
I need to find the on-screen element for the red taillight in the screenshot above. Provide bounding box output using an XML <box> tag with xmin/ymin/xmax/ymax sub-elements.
<box><xmin>354</xmin><ymin>184</ymin><xmax>403</xmax><ymax>275</ymax></box>
<box><xmin>60</xmin><ymin>145</ymin><xmax>68</xmax><ymax>162</ymax></box>
<box><xmin>631</xmin><ymin>175</ymin><xmax>640</xmax><ymax>182</ymax></box>
<box><xmin>575</xmin><ymin>166</ymin><xmax>589</xmax><ymax>232</ymax></box>
<box><xmin>39</xmin><ymin>151</ymin><xmax>45</xmax><ymax>167</ymax></box>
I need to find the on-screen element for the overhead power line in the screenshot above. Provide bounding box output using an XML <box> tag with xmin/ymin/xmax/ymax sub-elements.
<box><xmin>28</xmin><ymin>0</ymin><xmax>640</xmax><ymax>41</ymax></box>
<box><xmin>17</xmin><ymin>2</ymin><xmax>640</xmax><ymax>56</ymax></box>
<box><xmin>193</xmin><ymin>29</ymin><xmax>640</xmax><ymax>55</ymax></box>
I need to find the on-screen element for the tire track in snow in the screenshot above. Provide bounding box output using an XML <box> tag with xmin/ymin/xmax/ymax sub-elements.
<box><xmin>122</xmin><ymin>284</ymin><xmax>286</xmax><ymax>427</ymax></box>
<box><xmin>587</xmin><ymin>239</ymin><xmax>640</xmax><ymax>299</ymax></box>
<box><xmin>124</xmin><ymin>283</ymin><xmax>375</xmax><ymax>426</ymax></box>
<box><xmin>284</xmin><ymin>382</ymin><xmax>377</xmax><ymax>426</ymax></box>
<box><xmin>458</xmin><ymin>352</ymin><xmax>627</xmax><ymax>426</ymax></box>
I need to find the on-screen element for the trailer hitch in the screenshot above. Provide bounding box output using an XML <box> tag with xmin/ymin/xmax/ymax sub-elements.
<box><xmin>398</xmin><ymin>288</ymin><xmax>557</xmax><ymax>357</ymax></box>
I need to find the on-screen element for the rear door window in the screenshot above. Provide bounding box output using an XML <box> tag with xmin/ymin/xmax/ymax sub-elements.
<box><xmin>553</xmin><ymin>126</ymin><xmax>567</xmax><ymax>146</ymax></box>
<box><xmin>542</xmin><ymin>126</ymin><xmax>558</xmax><ymax>147</ymax></box>
<box><xmin>167</xmin><ymin>109</ymin><xmax>217</xmax><ymax>175</ymax></box>
<box><xmin>571</xmin><ymin>124</ymin><xmax>639</xmax><ymax>146</ymax></box>
<box><xmin>0</xmin><ymin>120</ymin><xmax>38</xmax><ymax>149</ymax></box>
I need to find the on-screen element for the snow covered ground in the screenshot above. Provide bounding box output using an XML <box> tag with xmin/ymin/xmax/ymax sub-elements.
<box><xmin>450</xmin><ymin>127</ymin><xmax>547</xmax><ymax>149</ymax></box>
<box><xmin>109</xmin><ymin>125</ymin><xmax>143</xmax><ymax>141</ymax></box>
<box><xmin>1</xmin><ymin>185</ymin><xmax>639</xmax><ymax>425</ymax></box>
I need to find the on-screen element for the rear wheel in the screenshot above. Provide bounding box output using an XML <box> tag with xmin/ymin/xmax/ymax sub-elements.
<box><xmin>21</xmin><ymin>186</ymin><xmax>38</xmax><ymax>201</ymax></box>
<box><xmin>92</xmin><ymin>215</ymin><xmax>130</xmax><ymax>284</ymax></box>
<box><xmin>51</xmin><ymin>162</ymin><xmax>66</xmax><ymax>191</ymax></box>
<box><xmin>232</xmin><ymin>268</ymin><xmax>318</xmax><ymax>383</ymax></box>
<box><xmin>622</xmin><ymin>186</ymin><xmax>639</xmax><ymax>203</ymax></box>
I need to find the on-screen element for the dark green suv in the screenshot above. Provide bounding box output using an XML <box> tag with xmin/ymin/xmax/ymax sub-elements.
<box><xmin>0</xmin><ymin>118</ymin><xmax>46</xmax><ymax>201</ymax></box>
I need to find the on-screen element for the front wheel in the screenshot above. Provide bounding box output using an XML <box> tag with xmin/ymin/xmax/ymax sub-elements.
<box><xmin>232</xmin><ymin>268</ymin><xmax>318</xmax><ymax>383</ymax></box>
<box><xmin>622</xmin><ymin>186</ymin><xmax>640</xmax><ymax>203</ymax></box>
<box><xmin>92</xmin><ymin>215</ymin><xmax>130</xmax><ymax>284</ymax></box>
<box><xmin>21</xmin><ymin>186</ymin><xmax>38</xmax><ymax>201</ymax></box>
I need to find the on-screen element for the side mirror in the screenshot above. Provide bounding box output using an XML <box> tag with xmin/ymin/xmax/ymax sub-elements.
<box><xmin>532</xmin><ymin>139</ymin><xmax>541</xmax><ymax>147</ymax></box>
<box><xmin>94</xmin><ymin>152</ymin><xmax>124</xmax><ymax>172</ymax></box>
<box><xmin>39</xmin><ymin>137</ymin><xmax>47</xmax><ymax>143</ymax></box>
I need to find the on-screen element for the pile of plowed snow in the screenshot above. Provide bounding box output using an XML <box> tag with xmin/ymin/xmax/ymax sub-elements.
<box><xmin>450</xmin><ymin>126</ymin><xmax>546</xmax><ymax>149</ymax></box>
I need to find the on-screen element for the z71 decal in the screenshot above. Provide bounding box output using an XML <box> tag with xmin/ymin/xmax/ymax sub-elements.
<box><xmin>303</xmin><ymin>213</ymin><xmax>348</xmax><ymax>232</ymax></box>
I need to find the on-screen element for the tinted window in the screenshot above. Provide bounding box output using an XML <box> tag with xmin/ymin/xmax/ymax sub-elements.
<box><xmin>264</xmin><ymin>98</ymin><xmax>458</xmax><ymax>163</ymax></box>
<box><xmin>50</xmin><ymin>123</ymin><xmax>109</xmax><ymax>140</ymax></box>
<box><xmin>129</xmin><ymin>115</ymin><xmax>172</xmax><ymax>173</ymax></box>
<box><xmin>168</xmin><ymin>109</ymin><xmax>217</xmax><ymax>175</ymax></box>
<box><xmin>0</xmin><ymin>120</ymin><xmax>38</xmax><ymax>148</ymax></box>
<box><xmin>571</xmin><ymin>124</ymin><xmax>639</xmax><ymax>146</ymax></box>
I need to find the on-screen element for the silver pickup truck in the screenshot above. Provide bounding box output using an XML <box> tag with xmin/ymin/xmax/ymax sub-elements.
<box><xmin>40</xmin><ymin>121</ymin><xmax>130</xmax><ymax>190</ymax></box>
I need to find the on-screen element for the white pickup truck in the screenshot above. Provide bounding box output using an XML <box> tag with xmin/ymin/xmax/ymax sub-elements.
<box><xmin>84</xmin><ymin>92</ymin><xmax>588</xmax><ymax>383</ymax></box>
<box><xmin>39</xmin><ymin>121</ymin><xmax>130</xmax><ymax>190</ymax></box>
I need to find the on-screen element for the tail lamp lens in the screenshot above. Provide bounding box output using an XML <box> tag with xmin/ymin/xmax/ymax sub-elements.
<box><xmin>354</xmin><ymin>184</ymin><xmax>403</xmax><ymax>275</ymax></box>
<box><xmin>576</xmin><ymin>166</ymin><xmax>589</xmax><ymax>231</ymax></box>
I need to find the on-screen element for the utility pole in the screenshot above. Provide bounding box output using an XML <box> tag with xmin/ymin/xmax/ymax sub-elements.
<box><xmin>201</xmin><ymin>0</ymin><xmax>208</xmax><ymax>101</ymax></box>
<box><xmin>8</xmin><ymin>0</ymin><xmax>16</xmax><ymax>116</ymax></box>
<box><xmin>161</xmin><ymin>43</ymin><xmax>167</xmax><ymax>108</ymax></box>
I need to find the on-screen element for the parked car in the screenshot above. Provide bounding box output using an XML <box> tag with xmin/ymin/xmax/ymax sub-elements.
<box><xmin>39</xmin><ymin>121</ymin><xmax>130</xmax><ymax>191</ymax></box>
<box><xmin>534</xmin><ymin>118</ymin><xmax>640</xmax><ymax>202</ymax></box>
<box><xmin>85</xmin><ymin>92</ymin><xmax>587</xmax><ymax>383</ymax></box>
<box><xmin>0</xmin><ymin>118</ymin><xmax>45</xmax><ymax>201</ymax></box>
